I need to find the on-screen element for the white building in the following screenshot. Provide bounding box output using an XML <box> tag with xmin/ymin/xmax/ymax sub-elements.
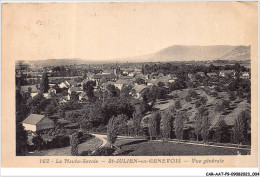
<box><xmin>22</xmin><ymin>114</ymin><xmax>54</xmax><ymax>132</ymax></box>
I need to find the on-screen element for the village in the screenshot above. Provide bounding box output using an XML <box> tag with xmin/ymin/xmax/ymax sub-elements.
<box><xmin>15</xmin><ymin>60</ymin><xmax>251</xmax><ymax>156</ymax></box>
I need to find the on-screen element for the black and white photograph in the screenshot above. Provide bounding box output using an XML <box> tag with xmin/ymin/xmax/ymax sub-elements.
<box><xmin>1</xmin><ymin>1</ymin><xmax>258</xmax><ymax>170</ymax></box>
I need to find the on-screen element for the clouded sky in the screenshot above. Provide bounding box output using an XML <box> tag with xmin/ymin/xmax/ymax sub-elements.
<box><xmin>2</xmin><ymin>2</ymin><xmax>257</xmax><ymax>61</ymax></box>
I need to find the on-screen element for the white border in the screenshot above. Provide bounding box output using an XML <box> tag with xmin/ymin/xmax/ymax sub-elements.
<box><xmin>1</xmin><ymin>0</ymin><xmax>259</xmax><ymax>176</ymax></box>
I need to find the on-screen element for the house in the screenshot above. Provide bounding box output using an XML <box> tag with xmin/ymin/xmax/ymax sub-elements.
<box><xmin>22</xmin><ymin>114</ymin><xmax>54</xmax><ymax>132</ymax></box>
<box><xmin>20</xmin><ymin>85</ymin><xmax>38</xmax><ymax>93</ymax></box>
<box><xmin>207</xmin><ymin>72</ymin><xmax>218</xmax><ymax>78</ymax></box>
<box><xmin>79</xmin><ymin>92</ymin><xmax>88</xmax><ymax>101</ymax></box>
<box><xmin>147</xmin><ymin>79</ymin><xmax>158</xmax><ymax>86</ymax></box>
<box><xmin>59</xmin><ymin>81</ymin><xmax>70</xmax><ymax>89</ymax></box>
<box><xmin>219</xmin><ymin>70</ymin><xmax>235</xmax><ymax>77</ymax></box>
<box><xmin>90</xmin><ymin>73</ymin><xmax>117</xmax><ymax>85</ymax></box>
<box><xmin>188</xmin><ymin>73</ymin><xmax>196</xmax><ymax>81</ymax></box>
<box><xmin>68</xmin><ymin>87</ymin><xmax>83</xmax><ymax>94</ymax></box>
<box><xmin>131</xmin><ymin>84</ymin><xmax>147</xmax><ymax>99</ymax></box>
<box><xmin>241</xmin><ymin>72</ymin><xmax>250</xmax><ymax>79</ymax></box>
<box><xmin>119</xmin><ymin>75</ymin><xmax>134</xmax><ymax>80</ymax></box>
<box><xmin>58</xmin><ymin>80</ymin><xmax>78</xmax><ymax>89</ymax></box>
<box><xmin>114</xmin><ymin>79</ymin><xmax>134</xmax><ymax>90</ymax></box>
<box><xmin>48</xmin><ymin>88</ymin><xmax>56</xmax><ymax>94</ymax></box>
<box><xmin>66</xmin><ymin>80</ymin><xmax>78</xmax><ymax>87</ymax></box>
<box><xmin>196</xmin><ymin>72</ymin><xmax>206</xmax><ymax>77</ymax></box>
<box><xmin>101</xmin><ymin>79</ymin><xmax>133</xmax><ymax>91</ymax></box>
<box><xmin>121</xmin><ymin>68</ymin><xmax>134</xmax><ymax>76</ymax></box>
<box><xmin>20</xmin><ymin>85</ymin><xmax>38</xmax><ymax>97</ymax></box>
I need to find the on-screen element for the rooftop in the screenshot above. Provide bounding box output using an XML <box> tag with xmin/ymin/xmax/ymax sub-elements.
<box><xmin>23</xmin><ymin>114</ymin><xmax>46</xmax><ymax>125</ymax></box>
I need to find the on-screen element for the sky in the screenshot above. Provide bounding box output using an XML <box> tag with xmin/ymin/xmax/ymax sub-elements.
<box><xmin>2</xmin><ymin>2</ymin><xmax>258</xmax><ymax>61</ymax></box>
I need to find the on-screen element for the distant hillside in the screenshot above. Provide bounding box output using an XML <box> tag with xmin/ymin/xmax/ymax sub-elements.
<box><xmin>19</xmin><ymin>45</ymin><xmax>251</xmax><ymax>66</ymax></box>
<box><xmin>218</xmin><ymin>46</ymin><xmax>250</xmax><ymax>61</ymax></box>
<box><xmin>125</xmin><ymin>45</ymin><xmax>251</xmax><ymax>62</ymax></box>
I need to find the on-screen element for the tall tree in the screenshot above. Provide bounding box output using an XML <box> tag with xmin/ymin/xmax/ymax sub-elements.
<box><xmin>162</xmin><ymin>110</ymin><xmax>173</xmax><ymax>141</ymax></box>
<box><xmin>71</xmin><ymin>132</ymin><xmax>79</xmax><ymax>156</ymax></box>
<box><xmin>201</xmin><ymin>116</ymin><xmax>210</xmax><ymax>145</ymax></box>
<box><xmin>16</xmin><ymin>123</ymin><xmax>28</xmax><ymax>155</ymax></box>
<box><xmin>213</xmin><ymin>118</ymin><xmax>230</xmax><ymax>143</ymax></box>
<box><xmin>132</xmin><ymin>107</ymin><xmax>143</xmax><ymax>138</ymax></box>
<box><xmin>40</xmin><ymin>71</ymin><xmax>49</xmax><ymax>93</ymax></box>
<box><xmin>194</xmin><ymin>107</ymin><xmax>208</xmax><ymax>141</ymax></box>
<box><xmin>107</xmin><ymin>115</ymin><xmax>127</xmax><ymax>147</ymax></box>
<box><xmin>83</xmin><ymin>81</ymin><xmax>96</xmax><ymax>99</ymax></box>
<box><xmin>148</xmin><ymin>111</ymin><xmax>161</xmax><ymax>140</ymax></box>
<box><xmin>233</xmin><ymin>110</ymin><xmax>250</xmax><ymax>146</ymax></box>
<box><xmin>175</xmin><ymin>112</ymin><xmax>184</xmax><ymax>142</ymax></box>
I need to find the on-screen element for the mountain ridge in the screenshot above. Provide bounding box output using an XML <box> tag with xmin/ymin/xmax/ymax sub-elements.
<box><xmin>19</xmin><ymin>45</ymin><xmax>251</xmax><ymax>65</ymax></box>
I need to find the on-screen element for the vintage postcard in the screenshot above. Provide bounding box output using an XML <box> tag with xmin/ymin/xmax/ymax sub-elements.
<box><xmin>1</xmin><ymin>2</ymin><xmax>258</xmax><ymax>168</ymax></box>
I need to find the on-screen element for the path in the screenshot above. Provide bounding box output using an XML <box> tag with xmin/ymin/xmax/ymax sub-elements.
<box><xmin>92</xmin><ymin>134</ymin><xmax>108</xmax><ymax>147</ymax></box>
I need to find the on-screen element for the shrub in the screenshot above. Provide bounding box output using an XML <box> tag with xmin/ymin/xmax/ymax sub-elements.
<box><xmin>215</xmin><ymin>86</ymin><xmax>222</xmax><ymax>92</ymax></box>
<box><xmin>185</xmin><ymin>95</ymin><xmax>192</xmax><ymax>102</ymax></box>
<box><xmin>195</xmin><ymin>101</ymin><xmax>202</xmax><ymax>108</ymax></box>
<box><xmin>175</xmin><ymin>100</ymin><xmax>182</xmax><ymax>110</ymax></box>
<box><xmin>199</xmin><ymin>96</ymin><xmax>208</xmax><ymax>105</ymax></box>
<box><xmin>32</xmin><ymin>135</ymin><xmax>45</xmax><ymax>150</ymax></box>
<box><xmin>46</xmin><ymin>135</ymin><xmax>70</xmax><ymax>149</ymax></box>
<box><xmin>172</xmin><ymin>93</ymin><xmax>179</xmax><ymax>98</ymax></box>
<box><xmin>211</xmin><ymin>92</ymin><xmax>218</xmax><ymax>97</ymax></box>
<box><xmin>188</xmin><ymin>90</ymin><xmax>198</xmax><ymax>99</ymax></box>
<box><xmin>78</xmin><ymin>132</ymin><xmax>93</xmax><ymax>144</ymax></box>
<box><xmin>229</xmin><ymin>91</ymin><xmax>236</xmax><ymax>101</ymax></box>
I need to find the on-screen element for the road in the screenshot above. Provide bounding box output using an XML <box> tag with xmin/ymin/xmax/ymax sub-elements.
<box><xmin>91</xmin><ymin>133</ymin><xmax>250</xmax><ymax>151</ymax></box>
<box><xmin>92</xmin><ymin>134</ymin><xmax>108</xmax><ymax>147</ymax></box>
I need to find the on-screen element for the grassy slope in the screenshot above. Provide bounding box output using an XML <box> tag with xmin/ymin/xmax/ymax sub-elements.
<box><xmin>114</xmin><ymin>139</ymin><xmax>249</xmax><ymax>156</ymax></box>
<box><xmin>30</xmin><ymin>137</ymin><xmax>102</xmax><ymax>156</ymax></box>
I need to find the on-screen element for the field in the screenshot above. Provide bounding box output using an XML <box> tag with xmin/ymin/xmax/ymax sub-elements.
<box><xmin>29</xmin><ymin>137</ymin><xmax>102</xmax><ymax>156</ymax></box>
<box><xmin>114</xmin><ymin>139</ymin><xmax>250</xmax><ymax>156</ymax></box>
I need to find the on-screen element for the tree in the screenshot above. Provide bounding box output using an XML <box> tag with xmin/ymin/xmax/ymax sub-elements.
<box><xmin>229</xmin><ymin>91</ymin><xmax>236</xmax><ymax>101</ymax></box>
<box><xmin>107</xmin><ymin>115</ymin><xmax>127</xmax><ymax>147</ymax></box>
<box><xmin>71</xmin><ymin>132</ymin><xmax>79</xmax><ymax>156</ymax></box>
<box><xmin>162</xmin><ymin>110</ymin><xmax>173</xmax><ymax>141</ymax></box>
<box><xmin>59</xmin><ymin>108</ymin><xmax>66</xmax><ymax>118</ymax></box>
<box><xmin>83</xmin><ymin>81</ymin><xmax>95</xmax><ymax>99</ymax></box>
<box><xmin>175</xmin><ymin>100</ymin><xmax>182</xmax><ymax>110</ymax></box>
<box><xmin>215</xmin><ymin>100</ymin><xmax>230</xmax><ymax>112</ymax></box>
<box><xmin>16</xmin><ymin>123</ymin><xmax>28</xmax><ymax>155</ymax></box>
<box><xmin>28</xmin><ymin>87</ymin><xmax>32</xmax><ymax>93</ymax></box>
<box><xmin>45</xmin><ymin>100</ymin><xmax>58</xmax><ymax>116</ymax></box>
<box><xmin>70</xmin><ymin>91</ymin><xmax>79</xmax><ymax>101</ymax></box>
<box><xmin>148</xmin><ymin>111</ymin><xmax>161</xmax><ymax>140</ymax></box>
<box><xmin>201</xmin><ymin>116</ymin><xmax>210</xmax><ymax>145</ymax></box>
<box><xmin>212</xmin><ymin>119</ymin><xmax>230</xmax><ymax>143</ymax></box>
<box><xmin>32</xmin><ymin>135</ymin><xmax>45</xmax><ymax>150</ymax></box>
<box><xmin>185</xmin><ymin>94</ymin><xmax>192</xmax><ymax>102</ymax></box>
<box><xmin>120</xmin><ymin>85</ymin><xmax>133</xmax><ymax>98</ymax></box>
<box><xmin>106</xmin><ymin>84</ymin><xmax>119</xmax><ymax>97</ymax></box>
<box><xmin>40</xmin><ymin>72</ymin><xmax>49</xmax><ymax>93</ymax></box>
<box><xmin>199</xmin><ymin>96</ymin><xmax>208</xmax><ymax>105</ymax></box>
<box><xmin>194</xmin><ymin>107</ymin><xmax>209</xmax><ymax>141</ymax></box>
<box><xmin>175</xmin><ymin>112</ymin><xmax>184</xmax><ymax>142</ymax></box>
<box><xmin>135</xmin><ymin>78</ymin><xmax>145</xmax><ymax>85</ymax></box>
<box><xmin>157</xmin><ymin>81</ymin><xmax>165</xmax><ymax>87</ymax></box>
<box><xmin>132</xmin><ymin>107</ymin><xmax>143</xmax><ymax>137</ymax></box>
<box><xmin>233</xmin><ymin>110</ymin><xmax>250</xmax><ymax>146</ymax></box>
